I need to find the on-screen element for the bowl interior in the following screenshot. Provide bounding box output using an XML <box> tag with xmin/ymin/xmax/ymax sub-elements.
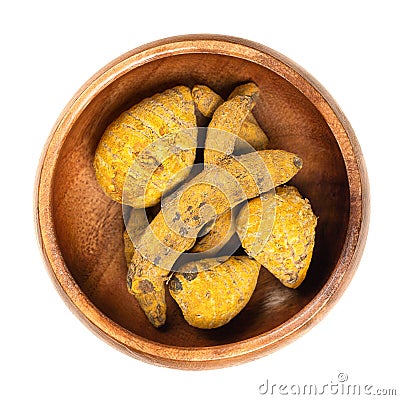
<box><xmin>52</xmin><ymin>53</ymin><xmax>349</xmax><ymax>346</ymax></box>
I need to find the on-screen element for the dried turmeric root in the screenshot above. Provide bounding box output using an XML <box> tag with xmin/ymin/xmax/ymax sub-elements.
<box><xmin>191</xmin><ymin>84</ymin><xmax>270</xmax><ymax>252</ymax></box>
<box><xmin>127</xmin><ymin>150</ymin><xmax>302</xmax><ymax>326</ymax></box>
<box><xmin>127</xmin><ymin>207</ymin><xmax>195</xmax><ymax>327</ymax></box>
<box><xmin>236</xmin><ymin>186</ymin><xmax>317</xmax><ymax>288</ymax></box>
<box><xmin>123</xmin><ymin>205</ymin><xmax>160</xmax><ymax>264</ymax></box>
<box><xmin>188</xmin><ymin>85</ymin><xmax>269</xmax><ymax>254</ymax></box>
<box><xmin>176</xmin><ymin>150</ymin><xmax>303</xmax><ymax>229</ymax></box>
<box><xmin>204</xmin><ymin>94</ymin><xmax>255</xmax><ymax>164</ymax></box>
<box><xmin>227</xmin><ymin>83</ymin><xmax>270</xmax><ymax>151</ymax></box>
<box><xmin>123</xmin><ymin>208</ymin><xmax>147</xmax><ymax>265</ymax></box>
<box><xmin>124</xmin><ymin>209</ymin><xmax>235</xmax><ymax>268</ymax></box>
<box><xmin>94</xmin><ymin>86</ymin><xmax>197</xmax><ymax>208</ymax></box>
<box><xmin>192</xmin><ymin>83</ymin><xmax>269</xmax><ymax>152</ymax></box>
<box><xmin>168</xmin><ymin>256</ymin><xmax>261</xmax><ymax>329</ymax></box>
<box><xmin>191</xmin><ymin>84</ymin><xmax>224</xmax><ymax>118</ymax></box>
<box><xmin>192</xmin><ymin>89</ymin><xmax>253</xmax><ymax>252</ymax></box>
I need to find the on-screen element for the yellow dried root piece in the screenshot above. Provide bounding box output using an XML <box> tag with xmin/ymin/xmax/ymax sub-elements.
<box><xmin>191</xmin><ymin>84</ymin><xmax>224</xmax><ymax>118</ymax></box>
<box><xmin>123</xmin><ymin>205</ymin><xmax>160</xmax><ymax>265</ymax></box>
<box><xmin>191</xmin><ymin>83</ymin><xmax>269</xmax><ymax>252</ymax></box>
<box><xmin>127</xmin><ymin>251</ymin><xmax>169</xmax><ymax>328</ymax></box>
<box><xmin>177</xmin><ymin>150</ymin><xmax>303</xmax><ymax>228</ymax></box>
<box><xmin>123</xmin><ymin>208</ymin><xmax>146</xmax><ymax>265</ymax></box>
<box><xmin>94</xmin><ymin>86</ymin><xmax>197</xmax><ymax>208</ymax></box>
<box><xmin>123</xmin><ymin>232</ymin><xmax>135</xmax><ymax>266</ymax></box>
<box><xmin>236</xmin><ymin>185</ymin><xmax>317</xmax><ymax>288</ymax></box>
<box><xmin>127</xmin><ymin>150</ymin><xmax>303</xmax><ymax>327</ymax></box>
<box><xmin>127</xmin><ymin>208</ymin><xmax>197</xmax><ymax>328</ymax></box>
<box><xmin>192</xmin><ymin>83</ymin><xmax>269</xmax><ymax>152</ymax></box>
<box><xmin>189</xmin><ymin>83</ymin><xmax>270</xmax><ymax>255</ymax></box>
<box><xmin>204</xmin><ymin>95</ymin><xmax>254</xmax><ymax>164</ymax></box>
<box><xmin>168</xmin><ymin>256</ymin><xmax>261</xmax><ymax>329</ymax></box>
<box><xmin>227</xmin><ymin>82</ymin><xmax>269</xmax><ymax>152</ymax></box>
<box><xmin>227</xmin><ymin>82</ymin><xmax>259</xmax><ymax>102</ymax></box>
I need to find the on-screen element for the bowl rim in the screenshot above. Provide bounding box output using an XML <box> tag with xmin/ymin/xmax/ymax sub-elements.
<box><xmin>34</xmin><ymin>34</ymin><xmax>370</xmax><ymax>370</ymax></box>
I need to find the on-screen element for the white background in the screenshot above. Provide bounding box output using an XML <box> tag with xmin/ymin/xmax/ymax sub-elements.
<box><xmin>2</xmin><ymin>1</ymin><xmax>399</xmax><ymax>399</ymax></box>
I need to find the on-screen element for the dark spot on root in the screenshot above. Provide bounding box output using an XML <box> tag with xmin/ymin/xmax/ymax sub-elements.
<box><xmin>179</xmin><ymin>226</ymin><xmax>188</xmax><ymax>236</ymax></box>
<box><xmin>285</xmin><ymin>271</ymin><xmax>299</xmax><ymax>284</ymax></box>
<box><xmin>169</xmin><ymin>276</ymin><xmax>183</xmax><ymax>292</ymax></box>
<box><xmin>299</xmin><ymin>253</ymin><xmax>307</xmax><ymax>262</ymax></box>
<box><xmin>149</xmin><ymin>304</ymin><xmax>165</xmax><ymax>328</ymax></box>
<box><xmin>172</xmin><ymin>212</ymin><xmax>181</xmax><ymax>222</ymax></box>
<box><xmin>127</xmin><ymin>272</ymin><xmax>133</xmax><ymax>290</ymax></box>
<box><xmin>153</xmin><ymin>255</ymin><xmax>161</xmax><ymax>265</ymax></box>
<box><xmin>183</xmin><ymin>266</ymin><xmax>198</xmax><ymax>281</ymax></box>
<box><xmin>293</xmin><ymin>156</ymin><xmax>303</xmax><ymax>169</ymax></box>
<box><xmin>138</xmin><ymin>279</ymin><xmax>155</xmax><ymax>294</ymax></box>
<box><xmin>182</xmin><ymin>272</ymin><xmax>197</xmax><ymax>281</ymax></box>
<box><xmin>199</xmin><ymin>201</ymin><xmax>206</xmax><ymax>207</ymax></box>
<box><xmin>156</xmin><ymin>304</ymin><xmax>162</xmax><ymax>317</ymax></box>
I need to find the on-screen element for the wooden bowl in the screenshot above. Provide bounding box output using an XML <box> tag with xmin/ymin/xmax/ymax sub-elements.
<box><xmin>35</xmin><ymin>34</ymin><xmax>369</xmax><ymax>369</ymax></box>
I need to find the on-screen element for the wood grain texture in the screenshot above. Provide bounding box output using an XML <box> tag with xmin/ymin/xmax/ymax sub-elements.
<box><xmin>35</xmin><ymin>34</ymin><xmax>369</xmax><ymax>369</ymax></box>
